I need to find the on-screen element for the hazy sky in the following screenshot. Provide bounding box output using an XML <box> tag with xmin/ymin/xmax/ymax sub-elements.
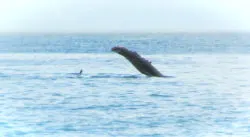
<box><xmin>0</xmin><ymin>0</ymin><xmax>250</xmax><ymax>33</ymax></box>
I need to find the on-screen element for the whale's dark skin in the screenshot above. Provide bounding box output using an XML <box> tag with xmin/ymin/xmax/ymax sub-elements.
<box><xmin>112</xmin><ymin>46</ymin><xmax>165</xmax><ymax>77</ymax></box>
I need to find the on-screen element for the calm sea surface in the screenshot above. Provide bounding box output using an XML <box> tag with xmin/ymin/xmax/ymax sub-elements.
<box><xmin>0</xmin><ymin>33</ymin><xmax>250</xmax><ymax>137</ymax></box>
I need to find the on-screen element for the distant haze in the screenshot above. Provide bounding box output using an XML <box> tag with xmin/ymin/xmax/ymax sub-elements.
<box><xmin>0</xmin><ymin>0</ymin><xmax>250</xmax><ymax>33</ymax></box>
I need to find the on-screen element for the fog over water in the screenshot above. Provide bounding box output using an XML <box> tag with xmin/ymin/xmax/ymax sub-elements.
<box><xmin>0</xmin><ymin>0</ymin><xmax>250</xmax><ymax>33</ymax></box>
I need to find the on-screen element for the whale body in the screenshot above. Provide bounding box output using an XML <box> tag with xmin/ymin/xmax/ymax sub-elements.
<box><xmin>112</xmin><ymin>46</ymin><xmax>165</xmax><ymax>77</ymax></box>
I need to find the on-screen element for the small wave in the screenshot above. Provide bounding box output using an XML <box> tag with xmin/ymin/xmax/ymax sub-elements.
<box><xmin>65</xmin><ymin>73</ymin><xmax>83</xmax><ymax>79</ymax></box>
<box><xmin>70</xmin><ymin>104</ymin><xmax>123</xmax><ymax>111</ymax></box>
<box><xmin>0</xmin><ymin>73</ymin><xmax>10</xmax><ymax>78</ymax></box>
<box><xmin>2</xmin><ymin>72</ymin><xmax>173</xmax><ymax>81</ymax></box>
<box><xmin>90</xmin><ymin>73</ymin><xmax>142</xmax><ymax>79</ymax></box>
<box><xmin>150</xmin><ymin>93</ymin><xmax>173</xmax><ymax>98</ymax></box>
<box><xmin>65</xmin><ymin>73</ymin><xmax>174</xmax><ymax>79</ymax></box>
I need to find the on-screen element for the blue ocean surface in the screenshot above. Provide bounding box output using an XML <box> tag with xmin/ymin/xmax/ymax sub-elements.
<box><xmin>0</xmin><ymin>33</ymin><xmax>250</xmax><ymax>137</ymax></box>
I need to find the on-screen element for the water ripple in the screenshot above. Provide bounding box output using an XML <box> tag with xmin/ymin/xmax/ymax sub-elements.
<box><xmin>1</xmin><ymin>53</ymin><xmax>250</xmax><ymax>136</ymax></box>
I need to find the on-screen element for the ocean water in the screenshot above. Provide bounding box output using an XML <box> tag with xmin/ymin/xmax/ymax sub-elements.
<box><xmin>0</xmin><ymin>33</ymin><xmax>250</xmax><ymax>137</ymax></box>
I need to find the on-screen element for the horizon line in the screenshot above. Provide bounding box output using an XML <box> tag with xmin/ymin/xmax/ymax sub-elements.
<box><xmin>0</xmin><ymin>31</ymin><xmax>250</xmax><ymax>35</ymax></box>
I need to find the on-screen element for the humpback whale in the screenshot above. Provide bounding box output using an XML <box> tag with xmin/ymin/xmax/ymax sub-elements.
<box><xmin>112</xmin><ymin>46</ymin><xmax>165</xmax><ymax>77</ymax></box>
